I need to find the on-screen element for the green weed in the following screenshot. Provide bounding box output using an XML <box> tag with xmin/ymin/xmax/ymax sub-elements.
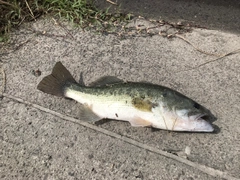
<box><xmin>0</xmin><ymin>0</ymin><xmax>132</xmax><ymax>42</ymax></box>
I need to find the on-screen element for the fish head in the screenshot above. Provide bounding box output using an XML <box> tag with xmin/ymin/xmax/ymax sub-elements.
<box><xmin>162</xmin><ymin>90</ymin><xmax>214</xmax><ymax>132</ymax></box>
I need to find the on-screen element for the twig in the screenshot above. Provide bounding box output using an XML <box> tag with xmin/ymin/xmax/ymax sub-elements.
<box><xmin>175</xmin><ymin>48</ymin><xmax>240</xmax><ymax>72</ymax></box>
<box><xmin>175</xmin><ymin>34</ymin><xmax>221</xmax><ymax>57</ymax></box>
<box><xmin>24</xmin><ymin>0</ymin><xmax>36</xmax><ymax>21</ymax></box>
<box><xmin>193</xmin><ymin>48</ymin><xmax>240</xmax><ymax>69</ymax></box>
<box><xmin>0</xmin><ymin>34</ymin><xmax>35</xmax><ymax>57</ymax></box>
<box><xmin>14</xmin><ymin>35</ymin><xmax>35</xmax><ymax>50</ymax></box>
<box><xmin>162</xmin><ymin>115</ymin><xmax>168</xmax><ymax>130</ymax></box>
<box><xmin>174</xmin><ymin>34</ymin><xmax>240</xmax><ymax>72</ymax></box>
<box><xmin>106</xmin><ymin>0</ymin><xmax>117</xmax><ymax>5</ymax></box>
<box><xmin>0</xmin><ymin>0</ymin><xmax>17</xmax><ymax>9</ymax></box>
<box><xmin>52</xmin><ymin>18</ymin><xmax>74</xmax><ymax>40</ymax></box>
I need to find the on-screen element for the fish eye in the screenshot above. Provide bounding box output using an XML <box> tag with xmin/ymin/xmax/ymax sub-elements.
<box><xmin>193</xmin><ymin>102</ymin><xmax>200</xmax><ymax>109</ymax></box>
<box><xmin>162</xmin><ymin>91</ymin><xmax>167</xmax><ymax>97</ymax></box>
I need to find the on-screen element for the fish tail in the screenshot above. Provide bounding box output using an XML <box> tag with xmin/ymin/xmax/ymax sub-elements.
<box><xmin>37</xmin><ymin>62</ymin><xmax>77</xmax><ymax>97</ymax></box>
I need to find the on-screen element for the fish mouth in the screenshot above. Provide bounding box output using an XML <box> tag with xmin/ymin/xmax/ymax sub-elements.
<box><xmin>173</xmin><ymin>113</ymin><xmax>214</xmax><ymax>132</ymax></box>
<box><xmin>190</xmin><ymin>113</ymin><xmax>214</xmax><ymax>132</ymax></box>
<box><xmin>193</xmin><ymin>113</ymin><xmax>208</xmax><ymax>120</ymax></box>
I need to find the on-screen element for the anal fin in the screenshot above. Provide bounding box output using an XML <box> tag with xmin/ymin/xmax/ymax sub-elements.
<box><xmin>79</xmin><ymin>105</ymin><xmax>102</xmax><ymax>123</ymax></box>
<box><xmin>129</xmin><ymin>116</ymin><xmax>152</xmax><ymax>127</ymax></box>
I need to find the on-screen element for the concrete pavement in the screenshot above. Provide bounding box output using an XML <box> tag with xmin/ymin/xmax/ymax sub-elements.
<box><xmin>95</xmin><ymin>0</ymin><xmax>240</xmax><ymax>33</ymax></box>
<box><xmin>0</xmin><ymin>17</ymin><xmax>240</xmax><ymax>179</ymax></box>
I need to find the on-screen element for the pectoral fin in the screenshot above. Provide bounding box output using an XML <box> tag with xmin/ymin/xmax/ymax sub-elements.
<box><xmin>129</xmin><ymin>116</ymin><xmax>152</xmax><ymax>127</ymax></box>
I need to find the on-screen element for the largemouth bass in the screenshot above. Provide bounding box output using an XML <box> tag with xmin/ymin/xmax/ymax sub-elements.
<box><xmin>37</xmin><ymin>62</ymin><xmax>214</xmax><ymax>132</ymax></box>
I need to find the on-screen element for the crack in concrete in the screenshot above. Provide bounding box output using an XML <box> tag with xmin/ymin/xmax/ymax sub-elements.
<box><xmin>2</xmin><ymin>93</ymin><xmax>240</xmax><ymax>180</ymax></box>
<box><xmin>0</xmin><ymin>64</ymin><xmax>6</xmax><ymax>98</ymax></box>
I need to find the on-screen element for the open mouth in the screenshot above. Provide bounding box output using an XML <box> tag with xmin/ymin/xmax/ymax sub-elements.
<box><xmin>196</xmin><ymin>114</ymin><xmax>215</xmax><ymax>124</ymax></box>
<box><xmin>171</xmin><ymin>110</ymin><xmax>215</xmax><ymax>132</ymax></box>
<box><xmin>176</xmin><ymin>113</ymin><xmax>214</xmax><ymax>132</ymax></box>
<box><xmin>197</xmin><ymin>114</ymin><xmax>208</xmax><ymax>120</ymax></box>
<box><xmin>191</xmin><ymin>113</ymin><xmax>207</xmax><ymax>121</ymax></box>
<box><xmin>193</xmin><ymin>114</ymin><xmax>214</xmax><ymax>132</ymax></box>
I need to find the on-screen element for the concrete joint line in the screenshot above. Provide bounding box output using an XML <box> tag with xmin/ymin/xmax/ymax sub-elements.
<box><xmin>3</xmin><ymin>93</ymin><xmax>240</xmax><ymax>180</ymax></box>
<box><xmin>0</xmin><ymin>65</ymin><xmax>6</xmax><ymax>98</ymax></box>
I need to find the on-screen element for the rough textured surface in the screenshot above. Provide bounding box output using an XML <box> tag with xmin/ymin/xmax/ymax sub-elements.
<box><xmin>95</xmin><ymin>0</ymin><xmax>240</xmax><ymax>33</ymax></box>
<box><xmin>1</xmin><ymin>17</ymin><xmax>240</xmax><ymax>179</ymax></box>
<box><xmin>0</xmin><ymin>98</ymin><xmax>212</xmax><ymax>180</ymax></box>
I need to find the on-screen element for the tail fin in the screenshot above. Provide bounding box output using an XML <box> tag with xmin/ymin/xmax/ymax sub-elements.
<box><xmin>37</xmin><ymin>62</ymin><xmax>76</xmax><ymax>97</ymax></box>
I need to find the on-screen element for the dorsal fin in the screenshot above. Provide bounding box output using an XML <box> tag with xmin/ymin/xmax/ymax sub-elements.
<box><xmin>88</xmin><ymin>76</ymin><xmax>124</xmax><ymax>87</ymax></box>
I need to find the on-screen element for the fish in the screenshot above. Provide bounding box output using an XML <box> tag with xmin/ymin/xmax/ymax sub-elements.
<box><xmin>37</xmin><ymin>62</ymin><xmax>214</xmax><ymax>132</ymax></box>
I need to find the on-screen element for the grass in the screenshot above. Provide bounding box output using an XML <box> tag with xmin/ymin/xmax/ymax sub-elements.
<box><xmin>0</xmin><ymin>0</ymin><xmax>133</xmax><ymax>42</ymax></box>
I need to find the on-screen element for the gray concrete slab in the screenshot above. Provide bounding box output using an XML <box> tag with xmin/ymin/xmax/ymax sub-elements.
<box><xmin>1</xmin><ymin>97</ymin><xmax>213</xmax><ymax>179</ymax></box>
<box><xmin>1</xmin><ymin>18</ymin><xmax>240</xmax><ymax>179</ymax></box>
